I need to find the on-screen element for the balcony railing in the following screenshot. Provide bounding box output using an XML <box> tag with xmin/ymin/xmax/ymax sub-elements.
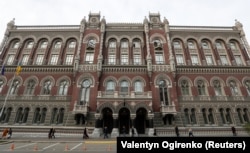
<box><xmin>179</xmin><ymin>95</ymin><xmax>248</xmax><ymax>102</ymax></box>
<box><xmin>97</xmin><ymin>91</ymin><xmax>152</xmax><ymax>98</ymax></box>
<box><xmin>0</xmin><ymin>95</ymin><xmax>71</xmax><ymax>102</ymax></box>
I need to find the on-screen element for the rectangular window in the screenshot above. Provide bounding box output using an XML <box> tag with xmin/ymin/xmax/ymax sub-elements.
<box><xmin>65</xmin><ymin>54</ymin><xmax>73</xmax><ymax>65</ymax></box>
<box><xmin>133</xmin><ymin>54</ymin><xmax>141</xmax><ymax>65</ymax></box>
<box><xmin>220</xmin><ymin>55</ymin><xmax>228</xmax><ymax>65</ymax></box>
<box><xmin>205</xmin><ymin>55</ymin><xmax>214</xmax><ymax>65</ymax></box>
<box><xmin>85</xmin><ymin>53</ymin><xmax>94</xmax><ymax>64</ymax></box>
<box><xmin>155</xmin><ymin>53</ymin><xmax>164</xmax><ymax>64</ymax></box>
<box><xmin>191</xmin><ymin>55</ymin><xmax>199</xmax><ymax>65</ymax></box>
<box><xmin>21</xmin><ymin>54</ymin><xmax>29</xmax><ymax>65</ymax></box>
<box><xmin>121</xmin><ymin>54</ymin><xmax>128</xmax><ymax>65</ymax></box>
<box><xmin>6</xmin><ymin>54</ymin><xmax>15</xmax><ymax>65</ymax></box>
<box><xmin>234</xmin><ymin>55</ymin><xmax>243</xmax><ymax>65</ymax></box>
<box><xmin>176</xmin><ymin>54</ymin><xmax>184</xmax><ymax>65</ymax></box>
<box><xmin>50</xmin><ymin>54</ymin><xmax>59</xmax><ymax>65</ymax></box>
<box><xmin>108</xmin><ymin>54</ymin><xmax>116</xmax><ymax>65</ymax></box>
<box><xmin>35</xmin><ymin>54</ymin><xmax>44</xmax><ymax>65</ymax></box>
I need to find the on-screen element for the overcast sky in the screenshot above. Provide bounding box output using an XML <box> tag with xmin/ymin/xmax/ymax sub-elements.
<box><xmin>0</xmin><ymin>0</ymin><xmax>249</xmax><ymax>41</ymax></box>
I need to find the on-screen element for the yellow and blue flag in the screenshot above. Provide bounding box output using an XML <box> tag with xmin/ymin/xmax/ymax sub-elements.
<box><xmin>15</xmin><ymin>65</ymin><xmax>22</xmax><ymax>75</ymax></box>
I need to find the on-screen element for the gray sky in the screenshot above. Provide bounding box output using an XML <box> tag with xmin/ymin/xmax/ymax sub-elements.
<box><xmin>0</xmin><ymin>0</ymin><xmax>249</xmax><ymax>41</ymax></box>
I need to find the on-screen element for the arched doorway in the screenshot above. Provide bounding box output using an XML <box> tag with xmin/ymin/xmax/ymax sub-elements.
<box><xmin>102</xmin><ymin>108</ymin><xmax>113</xmax><ymax>133</ymax></box>
<box><xmin>118</xmin><ymin>108</ymin><xmax>130</xmax><ymax>134</ymax></box>
<box><xmin>135</xmin><ymin>108</ymin><xmax>147</xmax><ymax>134</ymax></box>
<box><xmin>75</xmin><ymin>114</ymin><xmax>85</xmax><ymax>125</ymax></box>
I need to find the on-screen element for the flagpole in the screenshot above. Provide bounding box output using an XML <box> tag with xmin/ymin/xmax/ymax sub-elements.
<box><xmin>0</xmin><ymin>73</ymin><xmax>16</xmax><ymax>118</ymax></box>
<box><xmin>0</xmin><ymin>62</ymin><xmax>19</xmax><ymax>118</ymax></box>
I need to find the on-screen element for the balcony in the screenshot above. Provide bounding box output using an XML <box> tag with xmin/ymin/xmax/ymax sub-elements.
<box><xmin>178</xmin><ymin>95</ymin><xmax>248</xmax><ymax>102</ymax></box>
<box><xmin>72</xmin><ymin>102</ymin><xmax>89</xmax><ymax>115</ymax></box>
<box><xmin>97</xmin><ymin>91</ymin><xmax>152</xmax><ymax>99</ymax></box>
<box><xmin>160</xmin><ymin>102</ymin><xmax>177</xmax><ymax>116</ymax></box>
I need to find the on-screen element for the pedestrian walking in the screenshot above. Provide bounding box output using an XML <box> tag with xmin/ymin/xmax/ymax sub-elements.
<box><xmin>103</xmin><ymin>126</ymin><xmax>108</xmax><ymax>139</ymax></box>
<box><xmin>1</xmin><ymin>128</ymin><xmax>8</xmax><ymax>139</ymax></box>
<box><xmin>83</xmin><ymin>127</ymin><xmax>89</xmax><ymax>139</ymax></box>
<box><xmin>231</xmin><ymin>126</ymin><xmax>237</xmax><ymax>136</ymax></box>
<box><xmin>7</xmin><ymin>128</ymin><xmax>12</xmax><ymax>139</ymax></box>
<box><xmin>188</xmin><ymin>128</ymin><xmax>194</xmax><ymax>137</ymax></box>
<box><xmin>48</xmin><ymin>128</ymin><xmax>53</xmax><ymax>139</ymax></box>
<box><xmin>51</xmin><ymin>128</ymin><xmax>56</xmax><ymax>138</ymax></box>
<box><xmin>175</xmin><ymin>126</ymin><xmax>180</xmax><ymax>137</ymax></box>
<box><xmin>131</xmin><ymin>127</ymin><xmax>135</xmax><ymax>137</ymax></box>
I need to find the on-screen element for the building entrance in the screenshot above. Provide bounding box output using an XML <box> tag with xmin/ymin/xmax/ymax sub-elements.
<box><xmin>102</xmin><ymin>108</ymin><xmax>113</xmax><ymax>133</ymax></box>
<box><xmin>135</xmin><ymin>108</ymin><xmax>147</xmax><ymax>134</ymax></box>
<box><xmin>118</xmin><ymin>108</ymin><xmax>130</xmax><ymax>134</ymax></box>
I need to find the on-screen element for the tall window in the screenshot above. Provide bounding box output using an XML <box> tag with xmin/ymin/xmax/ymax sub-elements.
<box><xmin>230</xmin><ymin>42</ymin><xmax>237</xmax><ymax>50</ymax></box>
<box><xmin>159</xmin><ymin>80</ymin><xmax>169</xmax><ymax>105</ymax></box>
<box><xmin>106</xmin><ymin>80</ymin><xmax>115</xmax><ymax>92</ymax></box>
<box><xmin>155</xmin><ymin>53</ymin><xmax>164</xmax><ymax>64</ymax></box>
<box><xmin>173</xmin><ymin>41</ymin><xmax>181</xmax><ymax>49</ymax></box>
<box><xmin>121</xmin><ymin>40</ymin><xmax>128</xmax><ymax>48</ymax></box>
<box><xmin>234</xmin><ymin>55</ymin><xmax>243</xmax><ymax>65</ymax></box>
<box><xmin>133</xmin><ymin>54</ymin><xmax>141</xmax><ymax>65</ymax></box>
<box><xmin>120</xmin><ymin>80</ymin><xmax>129</xmax><ymax>94</ymax></box>
<box><xmin>202</xmin><ymin>41</ymin><xmax>209</xmax><ymax>49</ymax></box>
<box><xmin>6</xmin><ymin>54</ymin><xmax>15</xmax><ymax>65</ymax></box>
<box><xmin>134</xmin><ymin>80</ymin><xmax>143</xmax><ymax>93</ymax></box>
<box><xmin>188</xmin><ymin>41</ymin><xmax>195</xmax><ymax>49</ymax></box>
<box><xmin>25</xmin><ymin>79</ymin><xmax>35</xmax><ymax>95</ymax></box>
<box><xmin>21</xmin><ymin>54</ymin><xmax>29</xmax><ymax>65</ymax></box>
<box><xmin>181</xmin><ymin>80</ymin><xmax>189</xmax><ymax>95</ymax></box>
<box><xmin>213</xmin><ymin>80</ymin><xmax>222</xmax><ymax>96</ymax></box>
<box><xmin>35</xmin><ymin>54</ymin><xmax>44</xmax><ymax>65</ymax></box>
<box><xmin>133</xmin><ymin>40</ymin><xmax>141</xmax><ymax>48</ymax></box>
<box><xmin>85</xmin><ymin>53</ymin><xmax>94</xmax><ymax>64</ymax></box>
<box><xmin>108</xmin><ymin>54</ymin><xmax>116</xmax><ymax>65</ymax></box>
<box><xmin>10</xmin><ymin>80</ymin><xmax>20</xmax><ymax>95</ymax></box>
<box><xmin>220</xmin><ymin>55</ymin><xmax>228</xmax><ymax>65</ymax></box>
<box><xmin>109</xmin><ymin>40</ymin><xmax>116</xmax><ymax>48</ymax></box>
<box><xmin>229</xmin><ymin>80</ymin><xmax>239</xmax><ymax>96</ymax></box>
<box><xmin>58</xmin><ymin>80</ymin><xmax>69</xmax><ymax>95</ymax></box>
<box><xmin>197</xmin><ymin>80</ymin><xmax>206</xmax><ymax>95</ymax></box>
<box><xmin>176</xmin><ymin>55</ymin><xmax>184</xmax><ymax>65</ymax></box>
<box><xmin>65</xmin><ymin>55</ymin><xmax>73</xmax><ymax>65</ymax></box>
<box><xmin>216</xmin><ymin>41</ymin><xmax>223</xmax><ymax>49</ymax></box>
<box><xmin>245</xmin><ymin>80</ymin><xmax>250</xmax><ymax>96</ymax></box>
<box><xmin>42</xmin><ymin>80</ymin><xmax>52</xmax><ymax>95</ymax></box>
<box><xmin>50</xmin><ymin>54</ymin><xmax>59</xmax><ymax>65</ymax></box>
<box><xmin>205</xmin><ymin>55</ymin><xmax>214</xmax><ymax>65</ymax></box>
<box><xmin>191</xmin><ymin>55</ymin><xmax>199</xmax><ymax>65</ymax></box>
<box><xmin>79</xmin><ymin>80</ymin><xmax>90</xmax><ymax>105</ymax></box>
<box><xmin>121</xmin><ymin>54</ymin><xmax>128</xmax><ymax>65</ymax></box>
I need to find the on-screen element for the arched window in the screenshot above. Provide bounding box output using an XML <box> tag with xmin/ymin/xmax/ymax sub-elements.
<box><xmin>120</xmin><ymin>80</ymin><xmax>129</xmax><ymax>94</ymax></box>
<box><xmin>25</xmin><ymin>79</ymin><xmax>36</xmax><ymax>95</ymax></box>
<box><xmin>173</xmin><ymin>41</ymin><xmax>181</xmax><ymax>49</ymax></box>
<box><xmin>40</xmin><ymin>41</ymin><xmax>48</xmax><ymax>49</ymax></box>
<box><xmin>68</xmin><ymin>41</ymin><xmax>76</xmax><ymax>48</ymax></box>
<box><xmin>10</xmin><ymin>80</ymin><xmax>20</xmax><ymax>95</ymax></box>
<box><xmin>181</xmin><ymin>80</ymin><xmax>190</xmax><ymax>95</ymax></box>
<box><xmin>197</xmin><ymin>80</ymin><xmax>206</xmax><ymax>95</ymax></box>
<box><xmin>159</xmin><ymin>80</ymin><xmax>169</xmax><ymax>105</ymax></box>
<box><xmin>134</xmin><ymin>80</ymin><xmax>143</xmax><ymax>93</ymax></box>
<box><xmin>108</xmin><ymin>39</ymin><xmax>116</xmax><ymax>48</ymax></box>
<box><xmin>26</xmin><ymin>41</ymin><xmax>34</xmax><ymax>49</ymax></box>
<box><xmin>79</xmin><ymin>80</ymin><xmax>91</xmax><ymax>105</ymax></box>
<box><xmin>106</xmin><ymin>80</ymin><xmax>115</xmax><ymax>92</ymax></box>
<box><xmin>12</xmin><ymin>41</ymin><xmax>20</xmax><ymax>49</ymax></box>
<box><xmin>229</xmin><ymin>80</ymin><xmax>239</xmax><ymax>96</ymax></box>
<box><xmin>42</xmin><ymin>80</ymin><xmax>52</xmax><ymax>95</ymax></box>
<box><xmin>58</xmin><ymin>80</ymin><xmax>69</xmax><ymax>95</ymax></box>
<box><xmin>213</xmin><ymin>80</ymin><xmax>223</xmax><ymax>96</ymax></box>
<box><xmin>121</xmin><ymin>39</ymin><xmax>128</xmax><ymax>48</ymax></box>
<box><xmin>54</xmin><ymin>41</ymin><xmax>62</xmax><ymax>49</ymax></box>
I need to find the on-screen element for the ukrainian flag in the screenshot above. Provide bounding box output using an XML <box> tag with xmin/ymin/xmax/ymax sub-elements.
<box><xmin>15</xmin><ymin>65</ymin><xmax>22</xmax><ymax>75</ymax></box>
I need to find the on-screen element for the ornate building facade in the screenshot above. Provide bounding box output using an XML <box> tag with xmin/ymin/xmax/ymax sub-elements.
<box><xmin>0</xmin><ymin>12</ymin><xmax>250</xmax><ymax>136</ymax></box>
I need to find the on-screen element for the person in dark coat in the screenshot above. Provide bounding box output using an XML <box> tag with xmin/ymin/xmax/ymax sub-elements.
<box><xmin>103</xmin><ymin>126</ymin><xmax>108</xmax><ymax>139</ymax></box>
<box><xmin>48</xmin><ymin>128</ymin><xmax>53</xmax><ymax>139</ymax></box>
<box><xmin>231</xmin><ymin>126</ymin><xmax>237</xmax><ymax>136</ymax></box>
<box><xmin>51</xmin><ymin>128</ymin><xmax>56</xmax><ymax>139</ymax></box>
<box><xmin>7</xmin><ymin>128</ymin><xmax>12</xmax><ymax>139</ymax></box>
<box><xmin>83</xmin><ymin>127</ymin><xmax>89</xmax><ymax>139</ymax></box>
<box><xmin>175</xmin><ymin>126</ymin><xmax>180</xmax><ymax>137</ymax></box>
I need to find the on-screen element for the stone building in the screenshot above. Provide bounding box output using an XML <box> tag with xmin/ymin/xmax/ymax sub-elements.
<box><xmin>0</xmin><ymin>12</ymin><xmax>250</xmax><ymax>136</ymax></box>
